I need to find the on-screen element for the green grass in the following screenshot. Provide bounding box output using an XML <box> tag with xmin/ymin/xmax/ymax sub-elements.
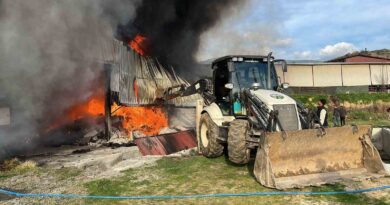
<box><xmin>1</xmin><ymin>154</ymin><xmax>389</xmax><ymax>204</ymax></box>
<box><xmin>337</xmin><ymin>93</ymin><xmax>390</xmax><ymax>104</ymax></box>
<box><xmin>325</xmin><ymin>110</ymin><xmax>390</xmax><ymax>127</ymax></box>
<box><xmin>0</xmin><ymin>165</ymin><xmax>82</xmax><ymax>182</ymax></box>
<box><xmin>0</xmin><ymin>170</ymin><xmax>23</xmax><ymax>179</ymax></box>
<box><xmin>347</xmin><ymin>111</ymin><xmax>390</xmax><ymax>127</ymax></box>
<box><xmin>291</xmin><ymin>92</ymin><xmax>390</xmax><ymax>127</ymax></box>
<box><xmin>85</xmin><ymin>156</ymin><xmax>285</xmax><ymax>205</ymax></box>
<box><xmin>300</xmin><ymin>184</ymin><xmax>389</xmax><ymax>205</ymax></box>
<box><xmin>53</xmin><ymin>167</ymin><xmax>82</xmax><ymax>181</ymax></box>
<box><xmin>0</xmin><ymin>160</ymin><xmax>38</xmax><ymax>179</ymax></box>
<box><xmin>291</xmin><ymin>93</ymin><xmax>390</xmax><ymax>108</ymax></box>
<box><xmin>84</xmin><ymin>156</ymin><xmax>390</xmax><ymax>205</ymax></box>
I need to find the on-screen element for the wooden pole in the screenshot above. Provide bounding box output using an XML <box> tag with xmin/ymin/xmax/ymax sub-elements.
<box><xmin>104</xmin><ymin>63</ymin><xmax>112</xmax><ymax>141</ymax></box>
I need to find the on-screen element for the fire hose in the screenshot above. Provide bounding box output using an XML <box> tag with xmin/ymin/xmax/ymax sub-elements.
<box><xmin>1</xmin><ymin>185</ymin><xmax>390</xmax><ymax>200</ymax></box>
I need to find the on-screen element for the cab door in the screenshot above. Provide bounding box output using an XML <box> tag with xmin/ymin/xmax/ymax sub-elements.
<box><xmin>212</xmin><ymin>62</ymin><xmax>231</xmax><ymax>115</ymax></box>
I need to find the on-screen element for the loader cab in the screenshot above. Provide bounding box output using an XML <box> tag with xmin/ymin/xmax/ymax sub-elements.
<box><xmin>212</xmin><ymin>55</ymin><xmax>286</xmax><ymax>116</ymax></box>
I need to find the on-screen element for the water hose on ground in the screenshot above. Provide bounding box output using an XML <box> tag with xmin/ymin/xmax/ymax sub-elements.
<box><xmin>0</xmin><ymin>185</ymin><xmax>389</xmax><ymax>200</ymax></box>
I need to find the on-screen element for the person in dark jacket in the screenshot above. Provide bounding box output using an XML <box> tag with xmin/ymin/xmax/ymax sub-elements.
<box><xmin>339</xmin><ymin>104</ymin><xmax>347</xmax><ymax>126</ymax></box>
<box><xmin>316</xmin><ymin>99</ymin><xmax>328</xmax><ymax>127</ymax></box>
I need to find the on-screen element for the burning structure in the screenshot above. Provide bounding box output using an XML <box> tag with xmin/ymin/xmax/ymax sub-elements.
<box><xmin>42</xmin><ymin>36</ymin><xmax>199</xmax><ymax>151</ymax></box>
<box><xmin>104</xmin><ymin>38</ymin><xmax>199</xmax><ymax>140</ymax></box>
<box><xmin>0</xmin><ymin>0</ymin><xmax>240</xmax><ymax>159</ymax></box>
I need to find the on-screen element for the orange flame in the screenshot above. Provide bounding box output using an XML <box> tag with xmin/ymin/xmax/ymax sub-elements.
<box><xmin>46</xmin><ymin>33</ymin><xmax>167</xmax><ymax>136</ymax></box>
<box><xmin>129</xmin><ymin>33</ymin><xmax>147</xmax><ymax>56</ymax></box>
<box><xmin>67</xmin><ymin>92</ymin><xmax>105</xmax><ymax>121</ymax></box>
<box><xmin>45</xmin><ymin>90</ymin><xmax>105</xmax><ymax>132</ymax></box>
<box><xmin>133</xmin><ymin>79</ymin><xmax>139</xmax><ymax>103</ymax></box>
<box><xmin>112</xmin><ymin>103</ymin><xmax>168</xmax><ymax>136</ymax></box>
<box><xmin>48</xmin><ymin>88</ymin><xmax>167</xmax><ymax>137</ymax></box>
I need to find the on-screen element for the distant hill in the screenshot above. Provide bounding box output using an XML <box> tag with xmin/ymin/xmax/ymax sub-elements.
<box><xmin>328</xmin><ymin>49</ymin><xmax>390</xmax><ymax>62</ymax></box>
<box><xmin>286</xmin><ymin>60</ymin><xmax>324</xmax><ymax>64</ymax></box>
<box><xmin>368</xmin><ymin>49</ymin><xmax>390</xmax><ymax>58</ymax></box>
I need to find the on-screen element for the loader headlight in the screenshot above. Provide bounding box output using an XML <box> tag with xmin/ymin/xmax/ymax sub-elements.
<box><xmin>232</xmin><ymin>57</ymin><xmax>243</xmax><ymax>62</ymax></box>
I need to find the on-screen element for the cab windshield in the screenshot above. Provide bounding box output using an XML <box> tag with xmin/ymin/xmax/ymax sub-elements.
<box><xmin>232</xmin><ymin>61</ymin><xmax>278</xmax><ymax>90</ymax></box>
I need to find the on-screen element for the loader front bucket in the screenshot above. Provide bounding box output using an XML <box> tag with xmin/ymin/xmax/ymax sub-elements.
<box><xmin>254</xmin><ymin>125</ymin><xmax>388</xmax><ymax>189</ymax></box>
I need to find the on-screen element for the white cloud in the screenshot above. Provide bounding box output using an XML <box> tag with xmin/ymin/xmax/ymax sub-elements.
<box><xmin>273</xmin><ymin>38</ymin><xmax>293</xmax><ymax>47</ymax></box>
<box><xmin>319</xmin><ymin>42</ymin><xmax>358</xmax><ymax>59</ymax></box>
<box><xmin>293</xmin><ymin>50</ymin><xmax>312</xmax><ymax>59</ymax></box>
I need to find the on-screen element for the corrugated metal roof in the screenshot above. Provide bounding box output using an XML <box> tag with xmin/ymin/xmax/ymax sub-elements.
<box><xmin>109</xmin><ymin>40</ymin><xmax>198</xmax><ymax>107</ymax></box>
<box><xmin>134</xmin><ymin>130</ymin><xmax>197</xmax><ymax>156</ymax></box>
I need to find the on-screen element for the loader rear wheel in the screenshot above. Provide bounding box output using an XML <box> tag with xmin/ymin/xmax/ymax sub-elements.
<box><xmin>228</xmin><ymin>119</ymin><xmax>250</xmax><ymax>164</ymax></box>
<box><xmin>198</xmin><ymin>113</ymin><xmax>224</xmax><ymax>157</ymax></box>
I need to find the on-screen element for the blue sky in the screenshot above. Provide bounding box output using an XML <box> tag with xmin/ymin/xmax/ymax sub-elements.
<box><xmin>197</xmin><ymin>0</ymin><xmax>390</xmax><ymax>61</ymax></box>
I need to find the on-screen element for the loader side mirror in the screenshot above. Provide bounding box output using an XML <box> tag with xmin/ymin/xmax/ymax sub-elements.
<box><xmin>225</xmin><ymin>83</ymin><xmax>234</xmax><ymax>89</ymax></box>
<box><xmin>275</xmin><ymin>59</ymin><xmax>288</xmax><ymax>72</ymax></box>
<box><xmin>251</xmin><ymin>83</ymin><xmax>261</xmax><ymax>90</ymax></box>
<box><xmin>282</xmin><ymin>61</ymin><xmax>288</xmax><ymax>72</ymax></box>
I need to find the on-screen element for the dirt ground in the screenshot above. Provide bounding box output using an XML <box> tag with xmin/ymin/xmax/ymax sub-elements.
<box><xmin>0</xmin><ymin>146</ymin><xmax>159</xmax><ymax>204</ymax></box>
<box><xmin>0</xmin><ymin>145</ymin><xmax>390</xmax><ymax>205</ymax></box>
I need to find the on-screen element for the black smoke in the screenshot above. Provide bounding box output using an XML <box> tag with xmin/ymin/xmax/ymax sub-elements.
<box><xmin>0</xmin><ymin>0</ymin><xmax>240</xmax><ymax>160</ymax></box>
<box><xmin>117</xmin><ymin>0</ymin><xmax>240</xmax><ymax>79</ymax></box>
<box><xmin>0</xmin><ymin>0</ymin><xmax>140</xmax><ymax>160</ymax></box>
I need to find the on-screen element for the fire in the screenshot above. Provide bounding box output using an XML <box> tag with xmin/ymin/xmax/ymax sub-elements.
<box><xmin>44</xmin><ymin>90</ymin><xmax>105</xmax><ymax>133</ymax></box>
<box><xmin>48</xmin><ymin>89</ymin><xmax>168</xmax><ymax>137</ymax></box>
<box><xmin>129</xmin><ymin>33</ymin><xmax>147</xmax><ymax>56</ymax></box>
<box><xmin>112</xmin><ymin>103</ymin><xmax>168</xmax><ymax>136</ymax></box>
<box><xmin>133</xmin><ymin>79</ymin><xmax>139</xmax><ymax>103</ymax></box>
<box><xmin>67</xmin><ymin>91</ymin><xmax>105</xmax><ymax>121</ymax></box>
<box><xmin>46</xmin><ymin>34</ymin><xmax>167</xmax><ymax>136</ymax></box>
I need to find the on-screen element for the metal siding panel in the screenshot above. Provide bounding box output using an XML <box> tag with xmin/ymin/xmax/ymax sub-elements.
<box><xmin>370</xmin><ymin>65</ymin><xmax>390</xmax><ymax>85</ymax></box>
<box><xmin>342</xmin><ymin>65</ymin><xmax>371</xmax><ymax>86</ymax></box>
<box><xmin>313</xmin><ymin>65</ymin><xmax>342</xmax><ymax>87</ymax></box>
<box><xmin>134</xmin><ymin>130</ymin><xmax>197</xmax><ymax>156</ymax></box>
<box><xmin>110</xmin><ymin>64</ymin><xmax>120</xmax><ymax>92</ymax></box>
<box><xmin>113</xmin><ymin>40</ymin><xmax>198</xmax><ymax>106</ymax></box>
<box><xmin>284</xmin><ymin>65</ymin><xmax>313</xmax><ymax>87</ymax></box>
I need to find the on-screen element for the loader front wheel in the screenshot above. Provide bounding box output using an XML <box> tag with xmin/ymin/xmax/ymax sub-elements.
<box><xmin>228</xmin><ymin>119</ymin><xmax>250</xmax><ymax>164</ymax></box>
<box><xmin>199</xmin><ymin>113</ymin><xmax>224</xmax><ymax>157</ymax></box>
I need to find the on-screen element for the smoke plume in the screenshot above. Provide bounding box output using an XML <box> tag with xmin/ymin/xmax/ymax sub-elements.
<box><xmin>0</xmin><ymin>0</ymin><xmax>140</xmax><ymax>159</ymax></box>
<box><xmin>118</xmin><ymin>0</ymin><xmax>240</xmax><ymax>78</ymax></box>
<box><xmin>197</xmin><ymin>0</ymin><xmax>291</xmax><ymax>62</ymax></box>
<box><xmin>0</xmin><ymin>0</ymin><xmax>240</xmax><ymax>160</ymax></box>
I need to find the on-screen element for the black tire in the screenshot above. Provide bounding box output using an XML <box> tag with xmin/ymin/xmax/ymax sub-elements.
<box><xmin>198</xmin><ymin>113</ymin><xmax>224</xmax><ymax>157</ymax></box>
<box><xmin>228</xmin><ymin>119</ymin><xmax>250</xmax><ymax>164</ymax></box>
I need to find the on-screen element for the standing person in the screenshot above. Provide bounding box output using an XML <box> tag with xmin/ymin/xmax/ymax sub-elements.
<box><xmin>316</xmin><ymin>99</ymin><xmax>328</xmax><ymax>128</ymax></box>
<box><xmin>339</xmin><ymin>104</ymin><xmax>347</xmax><ymax>126</ymax></box>
<box><xmin>387</xmin><ymin>107</ymin><xmax>390</xmax><ymax>120</ymax></box>
<box><xmin>332</xmin><ymin>100</ymin><xmax>341</xmax><ymax>127</ymax></box>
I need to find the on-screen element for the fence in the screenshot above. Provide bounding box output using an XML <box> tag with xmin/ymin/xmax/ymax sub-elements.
<box><xmin>275</xmin><ymin>63</ymin><xmax>390</xmax><ymax>88</ymax></box>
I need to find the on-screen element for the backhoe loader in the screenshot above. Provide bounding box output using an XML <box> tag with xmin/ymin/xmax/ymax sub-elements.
<box><xmin>163</xmin><ymin>53</ymin><xmax>388</xmax><ymax>189</ymax></box>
